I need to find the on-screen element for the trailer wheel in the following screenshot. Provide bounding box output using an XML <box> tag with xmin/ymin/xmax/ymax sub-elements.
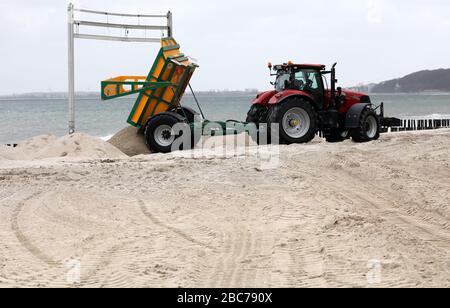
<box><xmin>144</xmin><ymin>112</ymin><xmax>200</xmax><ymax>153</ymax></box>
<box><xmin>351</xmin><ymin>108</ymin><xmax>380</xmax><ymax>143</ymax></box>
<box><xmin>171</xmin><ymin>106</ymin><xmax>200</xmax><ymax>123</ymax></box>
<box><xmin>267</xmin><ymin>97</ymin><xmax>317</xmax><ymax>145</ymax></box>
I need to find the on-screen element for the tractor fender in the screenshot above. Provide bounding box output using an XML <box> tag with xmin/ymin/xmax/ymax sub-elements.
<box><xmin>251</xmin><ymin>90</ymin><xmax>278</xmax><ymax>106</ymax></box>
<box><xmin>268</xmin><ymin>91</ymin><xmax>317</xmax><ymax>109</ymax></box>
<box><xmin>345</xmin><ymin>103</ymin><xmax>372</xmax><ymax>128</ymax></box>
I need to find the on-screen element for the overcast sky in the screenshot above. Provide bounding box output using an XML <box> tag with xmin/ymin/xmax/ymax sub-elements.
<box><xmin>1</xmin><ymin>0</ymin><xmax>449</xmax><ymax>95</ymax></box>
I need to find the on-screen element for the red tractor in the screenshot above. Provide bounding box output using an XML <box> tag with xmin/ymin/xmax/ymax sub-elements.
<box><xmin>247</xmin><ymin>62</ymin><xmax>399</xmax><ymax>144</ymax></box>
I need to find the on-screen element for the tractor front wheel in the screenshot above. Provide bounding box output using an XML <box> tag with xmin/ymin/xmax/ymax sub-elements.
<box><xmin>267</xmin><ymin>97</ymin><xmax>318</xmax><ymax>145</ymax></box>
<box><xmin>351</xmin><ymin>108</ymin><xmax>380</xmax><ymax>143</ymax></box>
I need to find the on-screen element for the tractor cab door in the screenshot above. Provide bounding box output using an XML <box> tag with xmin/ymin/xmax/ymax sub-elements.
<box><xmin>294</xmin><ymin>70</ymin><xmax>325</xmax><ymax>108</ymax></box>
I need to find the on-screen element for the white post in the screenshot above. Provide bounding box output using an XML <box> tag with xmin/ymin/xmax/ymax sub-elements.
<box><xmin>68</xmin><ymin>3</ymin><xmax>75</xmax><ymax>134</ymax></box>
<box><xmin>66</xmin><ymin>5</ymin><xmax>171</xmax><ymax>135</ymax></box>
<box><xmin>167</xmin><ymin>11</ymin><xmax>173</xmax><ymax>37</ymax></box>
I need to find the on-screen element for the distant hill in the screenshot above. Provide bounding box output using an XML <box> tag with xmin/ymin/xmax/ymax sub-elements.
<box><xmin>351</xmin><ymin>69</ymin><xmax>450</xmax><ymax>94</ymax></box>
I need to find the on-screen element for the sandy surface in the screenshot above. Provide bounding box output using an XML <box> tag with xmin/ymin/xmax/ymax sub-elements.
<box><xmin>0</xmin><ymin>129</ymin><xmax>449</xmax><ymax>288</ymax></box>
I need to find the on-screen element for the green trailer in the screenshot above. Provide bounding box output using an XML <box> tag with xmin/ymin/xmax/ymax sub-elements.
<box><xmin>101</xmin><ymin>37</ymin><xmax>254</xmax><ymax>153</ymax></box>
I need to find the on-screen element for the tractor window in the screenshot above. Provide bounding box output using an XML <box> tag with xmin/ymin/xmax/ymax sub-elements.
<box><xmin>306</xmin><ymin>72</ymin><xmax>319</xmax><ymax>90</ymax></box>
<box><xmin>295</xmin><ymin>70</ymin><xmax>322</xmax><ymax>92</ymax></box>
<box><xmin>275</xmin><ymin>73</ymin><xmax>290</xmax><ymax>91</ymax></box>
<box><xmin>294</xmin><ymin>72</ymin><xmax>307</xmax><ymax>90</ymax></box>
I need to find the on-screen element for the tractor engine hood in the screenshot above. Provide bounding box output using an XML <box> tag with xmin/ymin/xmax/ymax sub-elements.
<box><xmin>252</xmin><ymin>89</ymin><xmax>315</xmax><ymax>106</ymax></box>
<box><xmin>340</xmin><ymin>89</ymin><xmax>371</xmax><ymax>103</ymax></box>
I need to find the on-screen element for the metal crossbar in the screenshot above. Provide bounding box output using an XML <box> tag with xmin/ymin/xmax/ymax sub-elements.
<box><xmin>74</xmin><ymin>20</ymin><xmax>169</xmax><ymax>31</ymax></box>
<box><xmin>73</xmin><ymin>34</ymin><xmax>161</xmax><ymax>43</ymax></box>
<box><xmin>67</xmin><ymin>3</ymin><xmax>173</xmax><ymax>134</ymax></box>
<box><xmin>73</xmin><ymin>8</ymin><xmax>168</xmax><ymax>18</ymax></box>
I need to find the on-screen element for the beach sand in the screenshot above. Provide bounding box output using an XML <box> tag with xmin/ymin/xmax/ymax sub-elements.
<box><xmin>0</xmin><ymin>129</ymin><xmax>449</xmax><ymax>288</ymax></box>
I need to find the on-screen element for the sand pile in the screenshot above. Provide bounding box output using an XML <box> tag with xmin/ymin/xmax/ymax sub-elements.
<box><xmin>0</xmin><ymin>145</ymin><xmax>14</xmax><ymax>160</ymax></box>
<box><xmin>1</xmin><ymin>133</ymin><xmax>127</xmax><ymax>161</ymax></box>
<box><xmin>108</xmin><ymin>126</ymin><xmax>151</xmax><ymax>156</ymax></box>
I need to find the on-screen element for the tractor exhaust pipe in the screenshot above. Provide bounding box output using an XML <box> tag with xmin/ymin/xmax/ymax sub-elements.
<box><xmin>330</xmin><ymin>63</ymin><xmax>338</xmax><ymax>109</ymax></box>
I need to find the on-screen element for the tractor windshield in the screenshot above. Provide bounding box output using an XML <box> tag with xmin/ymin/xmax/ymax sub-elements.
<box><xmin>275</xmin><ymin>72</ymin><xmax>291</xmax><ymax>92</ymax></box>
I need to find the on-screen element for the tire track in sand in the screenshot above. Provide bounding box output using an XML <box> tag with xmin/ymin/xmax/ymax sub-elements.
<box><xmin>298</xmin><ymin>166</ymin><xmax>450</xmax><ymax>252</ymax></box>
<box><xmin>315</xmin><ymin>172</ymin><xmax>450</xmax><ymax>252</ymax></box>
<box><xmin>350</xmin><ymin>190</ymin><xmax>450</xmax><ymax>251</ymax></box>
<box><xmin>11</xmin><ymin>192</ymin><xmax>59</xmax><ymax>267</ymax></box>
<box><xmin>208</xmin><ymin>229</ymin><xmax>256</xmax><ymax>288</ymax></box>
<box><xmin>80</xmin><ymin>240</ymin><xmax>137</xmax><ymax>288</ymax></box>
<box><xmin>138</xmin><ymin>199</ymin><xmax>216</xmax><ymax>252</ymax></box>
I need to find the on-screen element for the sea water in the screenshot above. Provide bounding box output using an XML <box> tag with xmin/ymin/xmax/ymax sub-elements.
<box><xmin>1</xmin><ymin>93</ymin><xmax>450</xmax><ymax>144</ymax></box>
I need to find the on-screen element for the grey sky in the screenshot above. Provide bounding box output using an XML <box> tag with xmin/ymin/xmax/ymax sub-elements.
<box><xmin>1</xmin><ymin>0</ymin><xmax>449</xmax><ymax>95</ymax></box>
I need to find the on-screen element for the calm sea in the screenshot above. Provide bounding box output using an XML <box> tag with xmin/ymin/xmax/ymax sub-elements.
<box><xmin>1</xmin><ymin>93</ymin><xmax>450</xmax><ymax>144</ymax></box>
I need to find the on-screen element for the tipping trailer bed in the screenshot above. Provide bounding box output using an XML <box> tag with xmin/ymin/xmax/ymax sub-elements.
<box><xmin>101</xmin><ymin>37</ymin><xmax>198</xmax><ymax>128</ymax></box>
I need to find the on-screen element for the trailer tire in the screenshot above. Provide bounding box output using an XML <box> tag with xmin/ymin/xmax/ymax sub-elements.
<box><xmin>144</xmin><ymin>112</ymin><xmax>200</xmax><ymax>153</ymax></box>
<box><xmin>266</xmin><ymin>97</ymin><xmax>317</xmax><ymax>145</ymax></box>
<box><xmin>351</xmin><ymin>108</ymin><xmax>380</xmax><ymax>143</ymax></box>
<box><xmin>171</xmin><ymin>106</ymin><xmax>200</xmax><ymax>123</ymax></box>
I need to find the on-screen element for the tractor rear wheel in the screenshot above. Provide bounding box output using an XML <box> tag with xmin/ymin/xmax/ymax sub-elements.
<box><xmin>326</xmin><ymin>129</ymin><xmax>349</xmax><ymax>143</ymax></box>
<box><xmin>144</xmin><ymin>112</ymin><xmax>200</xmax><ymax>153</ymax></box>
<box><xmin>246</xmin><ymin>104</ymin><xmax>268</xmax><ymax>124</ymax></box>
<box><xmin>246</xmin><ymin>104</ymin><xmax>268</xmax><ymax>144</ymax></box>
<box><xmin>351</xmin><ymin>108</ymin><xmax>380</xmax><ymax>143</ymax></box>
<box><xmin>266</xmin><ymin>97</ymin><xmax>317</xmax><ymax>145</ymax></box>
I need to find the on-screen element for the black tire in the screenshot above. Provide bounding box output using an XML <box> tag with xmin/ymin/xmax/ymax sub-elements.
<box><xmin>325</xmin><ymin>129</ymin><xmax>348</xmax><ymax>143</ymax></box>
<box><xmin>246</xmin><ymin>104</ymin><xmax>268</xmax><ymax>143</ymax></box>
<box><xmin>171</xmin><ymin>106</ymin><xmax>200</xmax><ymax>123</ymax></box>
<box><xmin>351</xmin><ymin>108</ymin><xmax>381</xmax><ymax>143</ymax></box>
<box><xmin>144</xmin><ymin>112</ymin><xmax>200</xmax><ymax>153</ymax></box>
<box><xmin>246</xmin><ymin>104</ymin><xmax>268</xmax><ymax>124</ymax></box>
<box><xmin>266</xmin><ymin>97</ymin><xmax>318</xmax><ymax>145</ymax></box>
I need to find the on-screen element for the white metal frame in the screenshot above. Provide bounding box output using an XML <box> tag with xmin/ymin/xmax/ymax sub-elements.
<box><xmin>67</xmin><ymin>3</ymin><xmax>173</xmax><ymax>134</ymax></box>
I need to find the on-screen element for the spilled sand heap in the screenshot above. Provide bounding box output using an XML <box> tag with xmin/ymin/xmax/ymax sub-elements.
<box><xmin>0</xmin><ymin>133</ymin><xmax>127</xmax><ymax>160</ymax></box>
<box><xmin>0</xmin><ymin>145</ymin><xmax>14</xmax><ymax>161</ymax></box>
<box><xmin>108</xmin><ymin>126</ymin><xmax>151</xmax><ymax>157</ymax></box>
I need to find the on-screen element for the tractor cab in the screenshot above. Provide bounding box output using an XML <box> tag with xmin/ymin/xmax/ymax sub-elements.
<box><xmin>272</xmin><ymin>63</ymin><xmax>327</xmax><ymax>108</ymax></box>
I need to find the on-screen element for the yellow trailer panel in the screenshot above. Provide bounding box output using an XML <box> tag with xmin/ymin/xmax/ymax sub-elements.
<box><xmin>101</xmin><ymin>37</ymin><xmax>198</xmax><ymax>128</ymax></box>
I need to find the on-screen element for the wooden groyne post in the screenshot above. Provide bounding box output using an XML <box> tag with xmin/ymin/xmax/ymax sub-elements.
<box><xmin>383</xmin><ymin>118</ymin><xmax>450</xmax><ymax>133</ymax></box>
